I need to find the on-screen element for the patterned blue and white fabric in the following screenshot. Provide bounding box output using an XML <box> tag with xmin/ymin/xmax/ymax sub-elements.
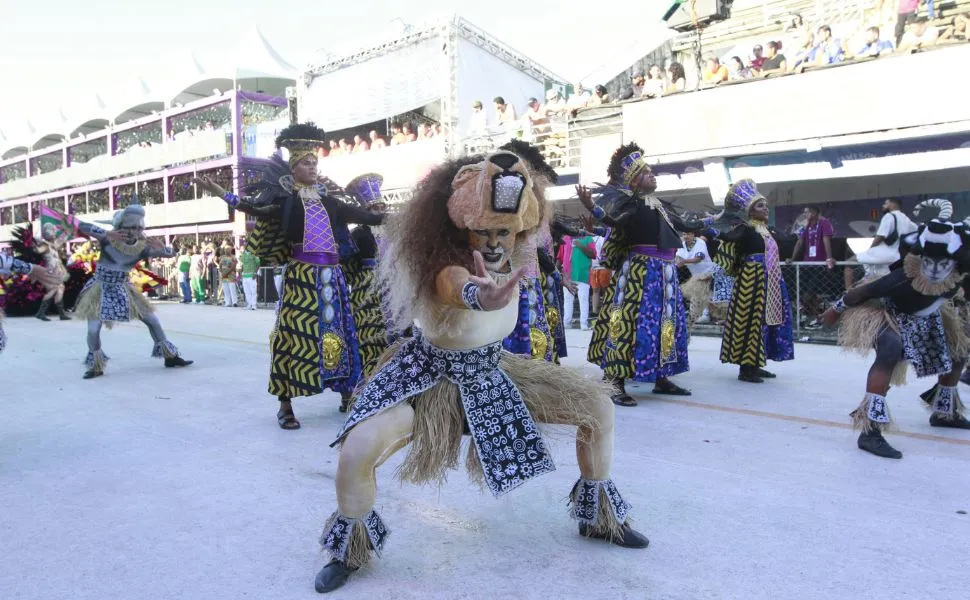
<box><xmin>889</xmin><ymin>301</ymin><xmax>952</xmax><ymax>378</ymax></box>
<box><xmin>333</xmin><ymin>334</ymin><xmax>556</xmax><ymax>497</ymax></box>
<box><xmin>80</xmin><ymin>269</ymin><xmax>133</xmax><ymax>323</ymax></box>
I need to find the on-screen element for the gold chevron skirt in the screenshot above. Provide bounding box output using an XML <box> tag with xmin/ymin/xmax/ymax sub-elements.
<box><xmin>269</xmin><ymin>261</ymin><xmax>362</xmax><ymax>399</ymax></box>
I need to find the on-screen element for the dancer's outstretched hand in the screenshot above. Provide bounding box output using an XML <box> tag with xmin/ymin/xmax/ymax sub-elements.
<box><xmin>467</xmin><ymin>251</ymin><xmax>524</xmax><ymax>311</ymax></box>
<box><xmin>575</xmin><ymin>185</ymin><xmax>594</xmax><ymax>211</ymax></box>
<box><xmin>106</xmin><ymin>229</ymin><xmax>126</xmax><ymax>245</ymax></box>
<box><xmin>192</xmin><ymin>176</ymin><xmax>227</xmax><ymax>198</ymax></box>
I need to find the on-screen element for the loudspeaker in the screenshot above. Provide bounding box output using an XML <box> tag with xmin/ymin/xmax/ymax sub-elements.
<box><xmin>662</xmin><ymin>0</ymin><xmax>730</xmax><ymax>32</ymax></box>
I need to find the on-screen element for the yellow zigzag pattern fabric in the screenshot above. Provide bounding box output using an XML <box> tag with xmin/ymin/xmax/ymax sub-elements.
<box><xmin>247</xmin><ymin>218</ymin><xmax>290</xmax><ymax>266</ymax></box>
<box><xmin>269</xmin><ymin>262</ymin><xmax>323</xmax><ymax>397</ymax></box>
<box><xmin>345</xmin><ymin>262</ymin><xmax>388</xmax><ymax>378</ymax></box>
<box><xmin>720</xmin><ymin>260</ymin><xmax>767</xmax><ymax>368</ymax></box>
<box><xmin>587</xmin><ymin>258</ymin><xmax>646</xmax><ymax>380</ymax></box>
<box><xmin>713</xmin><ymin>240</ymin><xmax>741</xmax><ymax>277</ymax></box>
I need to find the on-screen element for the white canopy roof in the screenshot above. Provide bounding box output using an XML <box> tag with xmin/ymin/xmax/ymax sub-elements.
<box><xmin>0</xmin><ymin>27</ymin><xmax>297</xmax><ymax>159</ymax></box>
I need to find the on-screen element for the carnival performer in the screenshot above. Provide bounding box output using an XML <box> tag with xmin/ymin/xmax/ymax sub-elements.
<box><xmin>313</xmin><ymin>152</ymin><xmax>648</xmax><ymax>594</ymax></box>
<box><xmin>71</xmin><ymin>204</ymin><xmax>193</xmax><ymax>379</ymax></box>
<box><xmin>579</xmin><ymin>142</ymin><xmax>700</xmax><ymax>406</ymax></box>
<box><xmin>710</xmin><ymin>180</ymin><xmax>794</xmax><ymax>383</ymax></box>
<box><xmin>822</xmin><ymin>210</ymin><xmax>970</xmax><ymax>459</ymax></box>
<box><xmin>0</xmin><ymin>254</ymin><xmax>63</xmax><ymax>353</ymax></box>
<box><xmin>32</xmin><ymin>224</ymin><xmax>72</xmax><ymax>321</ymax></box>
<box><xmin>342</xmin><ymin>173</ymin><xmax>392</xmax><ymax>378</ymax></box>
<box><xmin>194</xmin><ymin>122</ymin><xmax>383</xmax><ymax>429</ymax></box>
<box><xmin>498</xmin><ymin>139</ymin><xmax>559</xmax><ymax>362</ymax></box>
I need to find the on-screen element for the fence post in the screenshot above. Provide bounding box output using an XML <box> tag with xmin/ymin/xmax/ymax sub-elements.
<box><xmin>795</xmin><ymin>263</ymin><xmax>801</xmax><ymax>338</ymax></box>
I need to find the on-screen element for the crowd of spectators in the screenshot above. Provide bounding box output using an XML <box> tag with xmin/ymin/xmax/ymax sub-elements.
<box><xmin>318</xmin><ymin>119</ymin><xmax>444</xmax><ymax>159</ymax></box>
<box><xmin>614</xmin><ymin>4</ymin><xmax>967</xmax><ymax>100</ymax></box>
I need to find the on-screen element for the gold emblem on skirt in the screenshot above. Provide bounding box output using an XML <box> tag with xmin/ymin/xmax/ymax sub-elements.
<box><xmin>530</xmin><ymin>327</ymin><xmax>549</xmax><ymax>360</ymax></box>
<box><xmin>546</xmin><ymin>307</ymin><xmax>560</xmax><ymax>331</ymax></box>
<box><xmin>660</xmin><ymin>320</ymin><xmax>675</xmax><ymax>361</ymax></box>
<box><xmin>322</xmin><ymin>332</ymin><xmax>344</xmax><ymax>369</ymax></box>
<box><xmin>609</xmin><ymin>308</ymin><xmax>623</xmax><ymax>341</ymax></box>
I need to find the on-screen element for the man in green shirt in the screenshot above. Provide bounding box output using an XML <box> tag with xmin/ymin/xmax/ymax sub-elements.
<box><xmin>561</xmin><ymin>234</ymin><xmax>596</xmax><ymax>330</ymax></box>
<box><xmin>239</xmin><ymin>247</ymin><xmax>260</xmax><ymax>310</ymax></box>
<box><xmin>176</xmin><ymin>249</ymin><xmax>192</xmax><ymax>303</ymax></box>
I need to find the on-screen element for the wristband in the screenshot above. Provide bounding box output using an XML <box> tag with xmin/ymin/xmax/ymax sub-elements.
<box><xmin>223</xmin><ymin>192</ymin><xmax>240</xmax><ymax>208</ymax></box>
<box><xmin>10</xmin><ymin>258</ymin><xmax>32</xmax><ymax>275</ymax></box>
<box><xmin>461</xmin><ymin>281</ymin><xmax>485</xmax><ymax>311</ymax></box>
<box><xmin>832</xmin><ymin>296</ymin><xmax>848</xmax><ymax>314</ymax></box>
<box><xmin>591</xmin><ymin>205</ymin><xmax>606</xmax><ymax>220</ymax></box>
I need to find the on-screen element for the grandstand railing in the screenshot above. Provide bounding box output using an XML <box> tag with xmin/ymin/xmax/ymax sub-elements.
<box><xmin>0</xmin><ymin>131</ymin><xmax>231</xmax><ymax>202</ymax></box>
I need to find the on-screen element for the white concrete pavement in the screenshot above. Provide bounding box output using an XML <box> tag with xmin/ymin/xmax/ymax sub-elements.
<box><xmin>1</xmin><ymin>303</ymin><xmax>968</xmax><ymax>600</ymax></box>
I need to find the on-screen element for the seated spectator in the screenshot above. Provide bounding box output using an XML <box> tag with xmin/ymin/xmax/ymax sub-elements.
<box><xmin>390</xmin><ymin>123</ymin><xmax>406</xmax><ymax>145</ymax></box>
<box><xmin>620</xmin><ymin>72</ymin><xmax>645</xmax><ymax>100</ymax></box>
<box><xmin>666</xmin><ymin>62</ymin><xmax>687</xmax><ymax>93</ymax></box>
<box><xmin>728</xmin><ymin>56</ymin><xmax>753</xmax><ymax>80</ymax></box>
<box><xmin>468</xmin><ymin>100</ymin><xmax>487</xmax><ymax>135</ymax></box>
<box><xmin>524</xmin><ymin>97</ymin><xmax>549</xmax><ymax>127</ymax></box>
<box><xmin>814</xmin><ymin>25</ymin><xmax>844</xmax><ymax>65</ymax></box>
<box><xmin>402</xmin><ymin>123</ymin><xmax>417</xmax><ymax>142</ymax></box>
<box><xmin>750</xmin><ymin>44</ymin><xmax>766</xmax><ymax>70</ymax></box>
<box><xmin>369</xmin><ymin>130</ymin><xmax>387</xmax><ymax>149</ymax></box>
<box><xmin>940</xmin><ymin>13</ymin><xmax>970</xmax><ymax>42</ymax></box>
<box><xmin>545</xmin><ymin>89</ymin><xmax>568</xmax><ymax>115</ymax></box>
<box><xmin>328</xmin><ymin>139</ymin><xmax>343</xmax><ymax>156</ymax></box>
<box><xmin>856</xmin><ymin>26</ymin><xmax>894</xmax><ymax>57</ymax></box>
<box><xmin>760</xmin><ymin>41</ymin><xmax>788</xmax><ymax>73</ymax></box>
<box><xmin>701</xmin><ymin>56</ymin><xmax>729</xmax><ymax>84</ymax></box>
<box><xmin>792</xmin><ymin>31</ymin><xmax>818</xmax><ymax>69</ymax></box>
<box><xmin>589</xmin><ymin>84</ymin><xmax>610</xmax><ymax>105</ymax></box>
<box><xmin>493</xmin><ymin>96</ymin><xmax>517</xmax><ymax>128</ymax></box>
<box><xmin>899</xmin><ymin>17</ymin><xmax>939</xmax><ymax>51</ymax></box>
<box><xmin>567</xmin><ymin>83</ymin><xmax>591</xmax><ymax>109</ymax></box>
<box><xmin>419</xmin><ymin>123</ymin><xmax>435</xmax><ymax>139</ymax></box>
<box><xmin>642</xmin><ymin>64</ymin><xmax>666</xmax><ymax>98</ymax></box>
<box><xmin>339</xmin><ymin>138</ymin><xmax>352</xmax><ymax>154</ymax></box>
<box><xmin>352</xmin><ymin>134</ymin><xmax>369</xmax><ymax>153</ymax></box>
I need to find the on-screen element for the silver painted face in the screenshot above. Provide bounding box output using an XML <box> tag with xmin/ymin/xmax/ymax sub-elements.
<box><xmin>469</xmin><ymin>228</ymin><xmax>514</xmax><ymax>273</ymax></box>
<box><xmin>119</xmin><ymin>214</ymin><xmax>146</xmax><ymax>243</ymax></box>
<box><xmin>920</xmin><ymin>256</ymin><xmax>956</xmax><ymax>283</ymax></box>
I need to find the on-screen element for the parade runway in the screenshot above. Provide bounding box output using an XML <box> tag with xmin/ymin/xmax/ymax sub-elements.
<box><xmin>1</xmin><ymin>303</ymin><xmax>967</xmax><ymax>600</ymax></box>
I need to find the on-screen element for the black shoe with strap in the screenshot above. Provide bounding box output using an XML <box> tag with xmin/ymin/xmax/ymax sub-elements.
<box><xmin>578</xmin><ymin>522</ymin><xmax>650</xmax><ymax>549</ymax></box>
<box><xmin>857</xmin><ymin>429</ymin><xmax>902</xmax><ymax>459</ymax></box>
<box><xmin>164</xmin><ymin>356</ymin><xmax>193</xmax><ymax>368</ymax></box>
<box><xmin>652</xmin><ymin>379</ymin><xmax>691</xmax><ymax>396</ymax></box>
<box><xmin>314</xmin><ymin>560</ymin><xmax>357</xmax><ymax>593</ymax></box>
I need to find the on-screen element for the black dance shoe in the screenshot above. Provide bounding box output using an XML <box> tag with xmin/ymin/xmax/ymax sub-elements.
<box><xmin>738</xmin><ymin>367</ymin><xmax>763</xmax><ymax>383</ymax></box>
<box><xmin>83</xmin><ymin>369</ymin><xmax>103</xmax><ymax>380</ymax></box>
<box><xmin>755</xmin><ymin>368</ymin><xmax>776</xmax><ymax>379</ymax></box>
<box><xmin>164</xmin><ymin>356</ymin><xmax>194</xmax><ymax>368</ymax></box>
<box><xmin>857</xmin><ymin>429</ymin><xmax>902</xmax><ymax>459</ymax></box>
<box><xmin>929</xmin><ymin>414</ymin><xmax>970</xmax><ymax>430</ymax></box>
<box><xmin>314</xmin><ymin>560</ymin><xmax>357</xmax><ymax>593</ymax></box>
<box><xmin>579</xmin><ymin>522</ymin><xmax>650</xmax><ymax>549</ymax></box>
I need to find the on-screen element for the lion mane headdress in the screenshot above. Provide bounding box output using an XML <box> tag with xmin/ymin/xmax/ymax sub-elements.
<box><xmin>379</xmin><ymin>151</ymin><xmax>543</xmax><ymax>336</ymax></box>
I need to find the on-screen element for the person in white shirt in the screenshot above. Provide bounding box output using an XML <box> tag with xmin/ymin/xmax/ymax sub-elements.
<box><xmin>854</xmin><ymin>198</ymin><xmax>918</xmax><ymax>269</ymax></box>
<box><xmin>676</xmin><ymin>232</ymin><xmax>715</xmax><ymax>324</ymax></box>
<box><xmin>467</xmin><ymin>100</ymin><xmax>487</xmax><ymax>136</ymax></box>
<box><xmin>676</xmin><ymin>232</ymin><xmax>714</xmax><ymax>277</ymax></box>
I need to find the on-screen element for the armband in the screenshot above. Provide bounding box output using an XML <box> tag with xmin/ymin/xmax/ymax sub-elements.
<box><xmin>832</xmin><ymin>296</ymin><xmax>848</xmax><ymax>314</ymax></box>
<box><xmin>223</xmin><ymin>192</ymin><xmax>240</xmax><ymax>208</ymax></box>
<box><xmin>460</xmin><ymin>281</ymin><xmax>485</xmax><ymax>311</ymax></box>
<box><xmin>591</xmin><ymin>205</ymin><xmax>606</xmax><ymax>220</ymax></box>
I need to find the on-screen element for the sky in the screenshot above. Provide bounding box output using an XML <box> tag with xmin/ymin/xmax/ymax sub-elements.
<box><xmin>0</xmin><ymin>0</ymin><xmax>668</xmax><ymax>144</ymax></box>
